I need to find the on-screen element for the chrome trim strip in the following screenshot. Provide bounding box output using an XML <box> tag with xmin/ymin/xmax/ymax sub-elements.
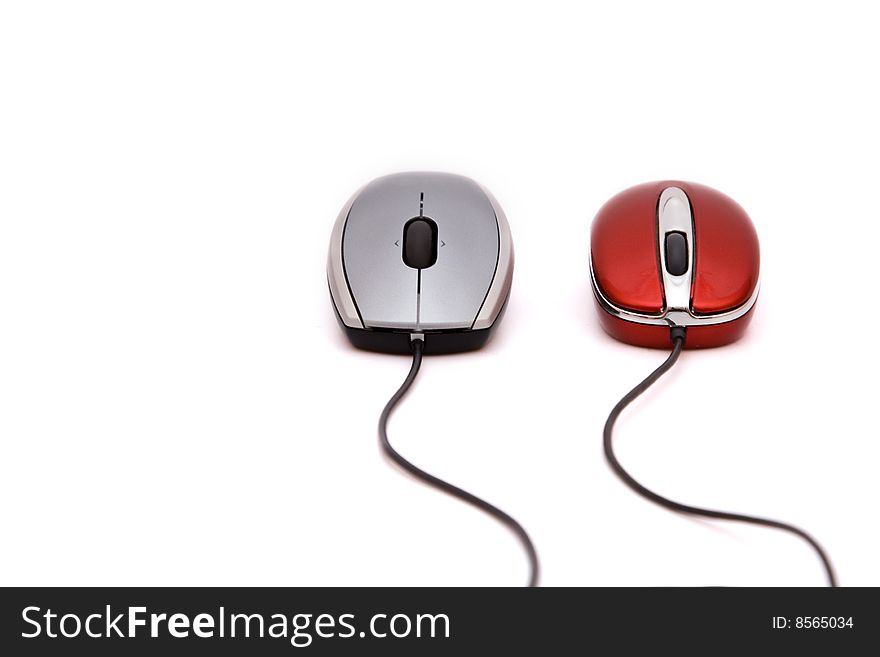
<box><xmin>657</xmin><ymin>187</ymin><xmax>695</xmax><ymax>312</ymax></box>
<box><xmin>472</xmin><ymin>185</ymin><xmax>514</xmax><ymax>331</ymax></box>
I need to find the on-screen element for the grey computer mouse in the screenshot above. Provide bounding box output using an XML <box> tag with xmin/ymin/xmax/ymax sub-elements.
<box><xmin>327</xmin><ymin>172</ymin><xmax>514</xmax><ymax>354</ymax></box>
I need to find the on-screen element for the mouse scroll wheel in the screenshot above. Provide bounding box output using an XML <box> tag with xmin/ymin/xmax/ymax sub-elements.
<box><xmin>402</xmin><ymin>217</ymin><xmax>438</xmax><ymax>269</ymax></box>
<box><xmin>664</xmin><ymin>231</ymin><xmax>689</xmax><ymax>276</ymax></box>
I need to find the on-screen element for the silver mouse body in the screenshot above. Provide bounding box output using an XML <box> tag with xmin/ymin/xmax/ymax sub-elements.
<box><xmin>328</xmin><ymin>172</ymin><xmax>513</xmax><ymax>353</ymax></box>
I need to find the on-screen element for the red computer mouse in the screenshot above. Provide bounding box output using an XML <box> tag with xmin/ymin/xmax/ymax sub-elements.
<box><xmin>590</xmin><ymin>181</ymin><xmax>760</xmax><ymax>349</ymax></box>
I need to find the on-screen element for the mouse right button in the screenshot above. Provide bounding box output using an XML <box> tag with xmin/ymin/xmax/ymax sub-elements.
<box><xmin>418</xmin><ymin>177</ymin><xmax>500</xmax><ymax>330</ymax></box>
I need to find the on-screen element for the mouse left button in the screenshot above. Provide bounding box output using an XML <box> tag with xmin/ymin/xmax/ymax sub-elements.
<box><xmin>341</xmin><ymin>178</ymin><xmax>420</xmax><ymax>330</ymax></box>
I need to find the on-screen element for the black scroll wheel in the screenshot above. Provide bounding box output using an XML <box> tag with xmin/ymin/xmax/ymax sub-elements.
<box><xmin>402</xmin><ymin>217</ymin><xmax>438</xmax><ymax>269</ymax></box>
<box><xmin>664</xmin><ymin>231</ymin><xmax>689</xmax><ymax>276</ymax></box>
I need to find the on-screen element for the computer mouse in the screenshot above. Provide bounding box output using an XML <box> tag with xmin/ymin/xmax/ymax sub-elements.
<box><xmin>595</xmin><ymin>183</ymin><xmax>836</xmax><ymax>587</ymax></box>
<box><xmin>328</xmin><ymin>172</ymin><xmax>514</xmax><ymax>354</ymax></box>
<box><xmin>590</xmin><ymin>181</ymin><xmax>760</xmax><ymax>349</ymax></box>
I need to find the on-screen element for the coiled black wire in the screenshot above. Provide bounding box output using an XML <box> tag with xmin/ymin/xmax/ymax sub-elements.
<box><xmin>603</xmin><ymin>330</ymin><xmax>838</xmax><ymax>587</ymax></box>
<box><xmin>379</xmin><ymin>338</ymin><xmax>539</xmax><ymax>587</ymax></box>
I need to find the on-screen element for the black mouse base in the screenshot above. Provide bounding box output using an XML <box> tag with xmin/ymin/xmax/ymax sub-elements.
<box><xmin>341</xmin><ymin>323</ymin><xmax>493</xmax><ymax>355</ymax></box>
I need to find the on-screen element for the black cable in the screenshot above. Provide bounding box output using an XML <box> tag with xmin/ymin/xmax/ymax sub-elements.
<box><xmin>603</xmin><ymin>328</ymin><xmax>838</xmax><ymax>587</ymax></box>
<box><xmin>379</xmin><ymin>338</ymin><xmax>539</xmax><ymax>587</ymax></box>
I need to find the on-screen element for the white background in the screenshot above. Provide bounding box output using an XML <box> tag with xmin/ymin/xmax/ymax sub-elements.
<box><xmin>1</xmin><ymin>1</ymin><xmax>878</xmax><ymax>587</ymax></box>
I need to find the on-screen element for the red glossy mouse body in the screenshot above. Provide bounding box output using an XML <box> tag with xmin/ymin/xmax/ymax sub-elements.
<box><xmin>590</xmin><ymin>181</ymin><xmax>760</xmax><ymax>349</ymax></box>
